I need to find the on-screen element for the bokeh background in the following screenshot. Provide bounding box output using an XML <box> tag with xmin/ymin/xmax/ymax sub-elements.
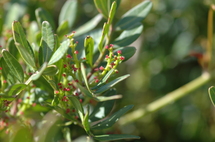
<box><xmin>1</xmin><ymin>0</ymin><xmax>215</xmax><ymax>141</ymax></box>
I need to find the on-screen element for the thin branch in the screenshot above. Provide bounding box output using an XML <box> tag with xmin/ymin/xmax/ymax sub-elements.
<box><xmin>119</xmin><ymin>72</ymin><xmax>211</xmax><ymax>126</ymax></box>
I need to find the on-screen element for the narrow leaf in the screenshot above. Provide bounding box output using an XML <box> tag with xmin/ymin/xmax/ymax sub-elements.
<box><xmin>80</xmin><ymin>63</ymin><xmax>92</xmax><ymax>93</ymax></box>
<box><xmin>115</xmin><ymin>0</ymin><xmax>152</xmax><ymax>30</ymax></box>
<box><xmin>41</xmin><ymin>21</ymin><xmax>55</xmax><ymax>62</ymax></box>
<box><xmin>2</xmin><ymin>49</ymin><xmax>24</xmax><ymax>83</ymax></box>
<box><xmin>94</xmin><ymin>74</ymin><xmax>130</xmax><ymax>94</ymax></box>
<box><xmin>57</xmin><ymin>20</ymin><xmax>69</xmax><ymax>40</ymax></box>
<box><xmin>35</xmin><ymin>7</ymin><xmax>55</xmax><ymax>29</ymax></box>
<box><xmin>95</xmin><ymin>95</ymin><xmax>122</xmax><ymax>102</ymax></box>
<box><xmin>75</xmin><ymin>83</ymin><xmax>94</xmax><ymax>98</ymax></box>
<box><xmin>94</xmin><ymin>134</ymin><xmax>140</xmax><ymax>141</ymax></box>
<box><xmin>59</xmin><ymin>0</ymin><xmax>78</xmax><ymax>29</ymax></box>
<box><xmin>4</xmin><ymin>2</ymin><xmax>27</xmax><ymax>29</ymax></box>
<box><xmin>74</xmin><ymin>29</ymin><xmax>102</xmax><ymax>58</ymax></box>
<box><xmin>92</xmin><ymin>69</ymin><xmax>115</xmax><ymax>90</ymax></box>
<box><xmin>26</xmin><ymin>62</ymin><xmax>47</xmax><ymax>85</ymax></box>
<box><xmin>98</xmin><ymin>23</ymin><xmax>108</xmax><ymax>52</ymax></box>
<box><xmin>7</xmin><ymin>38</ymin><xmax>19</xmax><ymax>59</ymax></box>
<box><xmin>6</xmin><ymin>83</ymin><xmax>27</xmax><ymax>96</ymax></box>
<box><xmin>48</xmin><ymin>39</ymin><xmax>70</xmax><ymax>65</ymax></box>
<box><xmin>113</xmin><ymin>47</ymin><xmax>136</xmax><ymax>62</ymax></box>
<box><xmin>83</xmin><ymin>111</ymin><xmax>90</xmax><ymax>134</ymax></box>
<box><xmin>91</xmin><ymin>105</ymin><xmax>134</xmax><ymax>129</ymax></box>
<box><xmin>108</xmin><ymin>1</ymin><xmax>117</xmax><ymax>25</ymax></box>
<box><xmin>209</xmin><ymin>86</ymin><xmax>215</xmax><ymax>106</ymax></box>
<box><xmin>93</xmin><ymin>0</ymin><xmax>120</xmax><ymax>19</ymax></box>
<box><xmin>12</xmin><ymin>21</ymin><xmax>36</xmax><ymax>69</ymax></box>
<box><xmin>89</xmin><ymin>89</ymin><xmax>116</xmax><ymax>122</ymax></box>
<box><xmin>0</xmin><ymin>57</ymin><xmax>16</xmax><ymax>84</ymax></box>
<box><xmin>113</xmin><ymin>23</ymin><xmax>143</xmax><ymax>47</ymax></box>
<box><xmin>75</xmin><ymin>14</ymin><xmax>103</xmax><ymax>37</ymax></box>
<box><xmin>42</xmin><ymin>65</ymin><xmax>58</xmax><ymax>76</ymax></box>
<box><xmin>84</xmin><ymin>36</ymin><xmax>94</xmax><ymax>66</ymax></box>
<box><xmin>68</xmin><ymin>95</ymin><xmax>84</xmax><ymax>122</ymax></box>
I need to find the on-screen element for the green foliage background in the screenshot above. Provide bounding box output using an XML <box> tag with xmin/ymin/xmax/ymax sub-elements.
<box><xmin>1</xmin><ymin>0</ymin><xmax>215</xmax><ymax>141</ymax></box>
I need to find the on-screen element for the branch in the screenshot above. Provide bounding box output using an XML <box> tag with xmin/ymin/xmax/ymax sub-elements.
<box><xmin>119</xmin><ymin>72</ymin><xmax>211</xmax><ymax>125</ymax></box>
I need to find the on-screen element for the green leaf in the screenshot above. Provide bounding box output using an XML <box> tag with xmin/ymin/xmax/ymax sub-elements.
<box><xmin>35</xmin><ymin>7</ymin><xmax>55</xmax><ymax>29</ymax></box>
<box><xmin>76</xmin><ymin>83</ymin><xmax>94</xmax><ymax>98</ymax></box>
<box><xmin>59</xmin><ymin>0</ymin><xmax>78</xmax><ymax>29</ymax></box>
<box><xmin>94</xmin><ymin>74</ymin><xmax>130</xmax><ymax>94</ymax></box>
<box><xmin>68</xmin><ymin>95</ymin><xmax>84</xmax><ymax>122</ymax></box>
<box><xmin>89</xmin><ymin>90</ymin><xmax>116</xmax><ymax>122</ymax></box>
<box><xmin>209</xmin><ymin>86</ymin><xmax>215</xmax><ymax>106</ymax></box>
<box><xmin>74</xmin><ymin>29</ymin><xmax>102</xmax><ymax>58</ymax></box>
<box><xmin>98</xmin><ymin>23</ymin><xmax>109</xmax><ymax>52</ymax></box>
<box><xmin>91</xmin><ymin>69</ymin><xmax>115</xmax><ymax>90</ymax></box>
<box><xmin>0</xmin><ymin>95</ymin><xmax>16</xmax><ymax>101</ymax></box>
<box><xmin>83</xmin><ymin>111</ymin><xmax>90</xmax><ymax>134</ymax></box>
<box><xmin>94</xmin><ymin>134</ymin><xmax>140</xmax><ymax>141</ymax></box>
<box><xmin>93</xmin><ymin>0</ymin><xmax>120</xmax><ymax>19</ymax></box>
<box><xmin>42</xmin><ymin>65</ymin><xmax>58</xmax><ymax>76</ymax></box>
<box><xmin>26</xmin><ymin>62</ymin><xmax>48</xmax><ymax>85</ymax></box>
<box><xmin>80</xmin><ymin>63</ymin><xmax>92</xmax><ymax>93</ymax></box>
<box><xmin>57</xmin><ymin>20</ymin><xmax>69</xmax><ymax>40</ymax></box>
<box><xmin>91</xmin><ymin>105</ymin><xmax>134</xmax><ymax>129</ymax></box>
<box><xmin>53</xmin><ymin>106</ymin><xmax>74</xmax><ymax>120</ymax></box>
<box><xmin>75</xmin><ymin>14</ymin><xmax>103</xmax><ymax>37</ymax></box>
<box><xmin>113</xmin><ymin>23</ymin><xmax>143</xmax><ymax>47</ymax></box>
<box><xmin>95</xmin><ymin>95</ymin><xmax>122</xmax><ymax>102</ymax></box>
<box><xmin>41</xmin><ymin>21</ymin><xmax>55</xmax><ymax>63</ymax></box>
<box><xmin>4</xmin><ymin>2</ymin><xmax>27</xmax><ymax>29</ymax></box>
<box><xmin>2</xmin><ymin>49</ymin><xmax>24</xmax><ymax>83</ymax></box>
<box><xmin>84</xmin><ymin>36</ymin><xmax>94</xmax><ymax>66</ymax></box>
<box><xmin>99</xmin><ymin>69</ymin><xmax>115</xmax><ymax>85</ymax></box>
<box><xmin>0</xmin><ymin>57</ymin><xmax>16</xmax><ymax>84</ymax></box>
<box><xmin>108</xmin><ymin>1</ymin><xmax>117</xmax><ymax>25</ymax></box>
<box><xmin>114</xmin><ymin>47</ymin><xmax>136</xmax><ymax>62</ymax></box>
<box><xmin>12</xmin><ymin>21</ymin><xmax>36</xmax><ymax>70</ymax></box>
<box><xmin>5</xmin><ymin>83</ymin><xmax>27</xmax><ymax>96</ymax></box>
<box><xmin>115</xmin><ymin>0</ymin><xmax>152</xmax><ymax>30</ymax></box>
<box><xmin>48</xmin><ymin>39</ymin><xmax>70</xmax><ymax>65</ymax></box>
<box><xmin>7</xmin><ymin>38</ymin><xmax>19</xmax><ymax>59</ymax></box>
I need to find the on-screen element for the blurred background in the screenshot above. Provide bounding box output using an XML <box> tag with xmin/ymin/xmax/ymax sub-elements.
<box><xmin>1</xmin><ymin>0</ymin><xmax>215</xmax><ymax>141</ymax></box>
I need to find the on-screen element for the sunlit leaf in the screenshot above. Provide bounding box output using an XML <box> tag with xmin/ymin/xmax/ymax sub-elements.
<box><xmin>41</xmin><ymin>21</ymin><xmax>55</xmax><ymax>62</ymax></box>
<box><xmin>75</xmin><ymin>14</ymin><xmax>103</xmax><ymax>37</ymax></box>
<box><xmin>12</xmin><ymin>21</ymin><xmax>36</xmax><ymax>70</ymax></box>
<box><xmin>84</xmin><ymin>36</ymin><xmax>94</xmax><ymax>66</ymax></box>
<box><xmin>48</xmin><ymin>39</ymin><xmax>70</xmax><ymax>65</ymax></box>
<box><xmin>5</xmin><ymin>83</ymin><xmax>27</xmax><ymax>96</ymax></box>
<box><xmin>59</xmin><ymin>0</ymin><xmax>77</xmax><ymax>29</ymax></box>
<box><xmin>93</xmin><ymin>0</ymin><xmax>120</xmax><ymax>19</ymax></box>
<box><xmin>57</xmin><ymin>20</ymin><xmax>69</xmax><ymax>40</ymax></box>
<box><xmin>42</xmin><ymin>65</ymin><xmax>58</xmax><ymax>76</ymax></box>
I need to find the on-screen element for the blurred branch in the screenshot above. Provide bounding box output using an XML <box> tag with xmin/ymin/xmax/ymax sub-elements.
<box><xmin>119</xmin><ymin>72</ymin><xmax>211</xmax><ymax>125</ymax></box>
<box><xmin>207</xmin><ymin>4</ymin><xmax>215</xmax><ymax>72</ymax></box>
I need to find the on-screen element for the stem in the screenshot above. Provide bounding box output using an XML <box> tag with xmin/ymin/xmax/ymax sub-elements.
<box><xmin>119</xmin><ymin>72</ymin><xmax>211</xmax><ymax>126</ymax></box>
<box><xmin>207</xmin><ymin>5</ymin><xmax>214</xmax><ymax>70</ymax></box>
